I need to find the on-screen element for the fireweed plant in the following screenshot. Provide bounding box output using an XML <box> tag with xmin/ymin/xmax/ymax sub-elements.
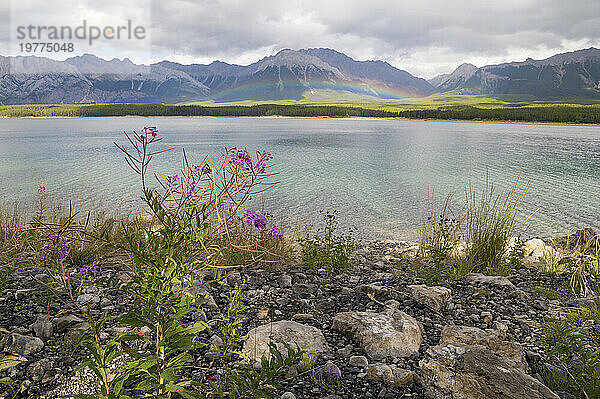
<box><xmin>60</xmin><ymin>126</ymin><xmax>295</xmax><ymax>399</ymax></box>
<box><xmin>20</xmin><ymin>127</ymin><xmax>301</xmax><ymax>398</ymax></box>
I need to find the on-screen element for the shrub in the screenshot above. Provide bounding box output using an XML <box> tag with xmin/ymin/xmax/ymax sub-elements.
<box><xmin>299</xmin><ymin>210</ymin><xmax>356</xmax><ymax>274</ymax></box>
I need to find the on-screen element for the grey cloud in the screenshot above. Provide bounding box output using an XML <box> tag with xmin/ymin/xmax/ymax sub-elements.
<box><xmin>5</xmin><ymin>0</ymin><xmax>600</xmax><ymax>78</ymax></box>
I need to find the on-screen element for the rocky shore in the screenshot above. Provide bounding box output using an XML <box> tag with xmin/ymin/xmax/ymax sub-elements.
<box><xmin>1</xmin><ymin>239</ymin><xmax>598</xmax><ymax>399</ymax></box>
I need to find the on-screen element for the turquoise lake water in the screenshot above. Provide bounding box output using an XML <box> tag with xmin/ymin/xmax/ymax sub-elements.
<box><xmin>1</xmin><ymin>117</ymin><xmax>599</xmax><ymax>240</ymax></box>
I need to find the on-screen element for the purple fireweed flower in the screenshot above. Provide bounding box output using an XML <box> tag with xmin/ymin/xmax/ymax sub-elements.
<box><xmin>167</xmin><ymin>174</ymin><xmax>179</xmax><ymax>184</ymax></box>
<box><xmin>58</xmin><ymin>242</ymin><xmax>70</xmax><ymax>260</ymax></box>
<box><xmin>255</xmin><ymin>161</ymin><xmax>266</xmax><ymax>173</ymax></box>
<box><xmin>14</xmin><ymin>224</ymin><xmax>23</xmax><ymax>231</ymax></box>
<box><xmin>268</xmin><ymin>226</ymin><xmax>283</xmax><ymax>239</ymax></box>
<box><xmin>230</xmin><ymin>150</ymin><xmax>252</xmax><ymax>168</ymax></box>
<box><xmin>241</xmin><ymin>210</ymin><xmax>267</xmax><ymax>228</ymax></box>
<box><xmin>39</xmin><ymin>185</ymin><xmax>46</xmax><ymax>192</ymax></box>
<box><xmin>188</xmin><ymin>181</ymin><xmax>197</xmax><ymax>195</ymax></box>
<box><xmin>79</xmin><ymin>262</ymin><xmax>103</xmax><ymax>276</ymax></box>
<box><xmin>254</xmin><ymin>151</ymin><xmax>273</xmax><ymax>173</ymax></box>
<box><xmin>201</xmin><ymin>164</ymin><xmax>211</xmax><ymax>175</ymax></box>
<box><xmin>147</xmin><ymin>127</ymin><xmax>158</xmax><ymax>137</ymax></box>
<box><xmin>42</xmin><ymin>239</ymin><xmax>70</xmax><ymax>260</ymax></box>
<box><xmin>228</xmin><ymin>204</ymin><xmax>238</xmax><ymax>213</ymax></box>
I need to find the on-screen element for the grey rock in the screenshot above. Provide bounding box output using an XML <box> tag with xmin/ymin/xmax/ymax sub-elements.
<box><xmin>407</xmin><ymin>284</ymin><xmax>452</xmax><ymax>312</ymax></box>
<box><xmin>465</xmin><ymin>273</ymin><xmax>516</xmax><ymax>290</ymax></box>
<box><xmin>366</xmin><ymin>363</ymin><xmax>416</xmax><ymax>387</ymax></box>
<box><xmin>280</xmin><ymin>392</ymin><xmax>296</xmax><ymax>399</ymax></box>
<box><xmin>30</xmin><ymin>315</ymin><xmax>53</xmax><ymax>341</ymax></box>
<box><xmin>335</xmin><ymin>344</ymin><xmax>354</xmax><ymax>358</ymax></box>
<box><xmin>243</xmin><ymin>321</ymin><xmax>329</xmax><ymax>363</ymax></box>
<box><xmin>208</xmin><ymin>334</ymin><xmax>223</xmax><ymax>354</ymax></box>
<box><xmin>349</xmin><ymin>355</ymin><xmax>368</xmax><ymax>368</ymax></box>
<box><xmin>278</xmin><ymin>274</ymin><xmax>293</xmax><ymax>288</ymax></box>
<box><xmin>440</xmin><ymin>325</ymin><xmax>527</xmax><ymax>371</ymax></box>
<box><xmin>183</xmin><ymin>285</ymin><xmax>218</xmax><ymax>310</ymax></box>
<box><xmin>76</xmin><ymin>293</ymin><xmax>101</xmax><ymax>308</ymax></box>
<box><xmin>5</xmin><ymin>333</ymin><xmax>44</xmax><ymax>356</ymax></box>
<box><xmin>420</xmin><ymin>342</ymin><xmax>558</xmax><ymax>399</ymax></box>
<box><xmin>332</xmin><ymin>308</ymin><xmax>423</xmax><ymax>360</ymax></box>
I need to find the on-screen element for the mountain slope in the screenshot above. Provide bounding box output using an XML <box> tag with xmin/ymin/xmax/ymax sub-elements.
<box><xmin>3</xmin><ymin>47</ymin><xmax>600</xmax><ymax>105</ymax></box>
<box><xmin>0</xmin><ymin>56</ymin><xmax>92</xmax><ymax>105</ymax></box>
<box><xmin>0</xmin><ymin>54</ymin><xmax>209</xmax><ymax>104</ymax></box>
<box><xmin>156</xmin><ymin>48</ymin><xmax>433</xmax><ymax>101</ymax></box>
<box><xmin>429</xmin><ymin>63</ymin><xmax>478</xmax><ymax>92</ymax></box>
<box><xmin>439</xmin><ymin>48</ymin><xmax>600</xmax><ymax>99</ymax></box>
<box><xmin>65</xmin><ymin>54</ymin><xmax>210</xmax><ymax>103</ymax></box>
<box><xmin>299</xmin><ymin>48</ymin><xmax>434</xmax><ymax>97</ymax></box>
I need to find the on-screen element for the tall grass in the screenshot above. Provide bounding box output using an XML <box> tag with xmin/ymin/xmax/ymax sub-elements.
<box><xmin>418</xmin><ymin>192</ymin><xmax>462</xmax><ymax>262</ymax></box>
<box><xmin>462</xmin><ymin>174</ymin><xmax>528</xmax><ymax>275</ymax></box>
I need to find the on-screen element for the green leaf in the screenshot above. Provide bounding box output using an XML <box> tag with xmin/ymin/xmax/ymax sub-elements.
<box><xmin>165</xmin><ymin>382</ymin><xmax>202</xmax><ymax>399</ymax></box>
<box><xmin>135</xmin><ymin>378</ymin><xmax>157</xmax><ymax>392</ymax></box>
<box><xmin>0</xmin><ymin>376</ymin><xmax>13</xmax><ymax>385</ymax></box>
<box><xmin>0</xmin><ymin>355</ymin><xmax>26</xmax><ymax>371</ymax></box>
<box><xmin>177</xmin><ymin>321</ymin><xmax>209</xmax><ymax>336</ymax></box>
<box><xmin>119</xmin><ymin>313</ymin><xmax>152</xmax><ymax>329</ymax></box>
<box><xmin>159</xmin><ymin>367</ymin><xmax>178</xmax><ymax>382</ymax></box>
<box><xmin>165</xmin><ymin>352</ymin><xmax>193</xmax><ymax>369</ymax></box>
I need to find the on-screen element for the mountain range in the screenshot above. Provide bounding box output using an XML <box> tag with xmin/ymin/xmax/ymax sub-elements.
<box><xmin>1</xmin><ymin>47</ymin><xmax>600</xmax><ymax>105</ymax></box>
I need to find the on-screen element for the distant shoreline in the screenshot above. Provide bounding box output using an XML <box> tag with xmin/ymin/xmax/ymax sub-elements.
<box><xmin>1</xmin><ymin>103</ymin><xmax>600</xmax><ymax>125</ymax></box>
<box><xmin>2</xmin><ymin>114</ymin><xmax>600</xmax><ymax>127</ymax></box>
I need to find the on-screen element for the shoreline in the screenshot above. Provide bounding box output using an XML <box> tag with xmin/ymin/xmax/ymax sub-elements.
<box><xmin>1</xmin><ymin>114</ymin><xmax>600</xmax><ymax>127</ymax></box>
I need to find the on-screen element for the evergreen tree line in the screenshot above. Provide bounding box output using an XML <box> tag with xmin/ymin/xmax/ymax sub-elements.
<box><xmin>1</xmin><ymin>103</ymin><xmax>599</xmax><ymax>123</ymax></box>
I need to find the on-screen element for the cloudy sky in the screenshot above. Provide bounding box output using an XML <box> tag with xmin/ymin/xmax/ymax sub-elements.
<box><xmin>3</xmin><ymin>0</ymin><xmax>600</xmax><ymax>78</ymax></box>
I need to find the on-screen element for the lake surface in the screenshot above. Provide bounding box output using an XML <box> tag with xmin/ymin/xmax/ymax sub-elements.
<box><xmin>1</xmin><ymin>117</ymin><xmax>599</xmax><ymax>240</ymax></box>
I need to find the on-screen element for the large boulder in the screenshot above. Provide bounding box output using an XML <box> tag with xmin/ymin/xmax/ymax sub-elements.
<box><xmin>242</xmin><ymin>321</ymin><xmax>329</xmax><ymax>363</ymax></box>
<box><xmin>522</xmin><ymin>239</ymin><xmax>556</xmax><ymax>265</ymax></box>
<box><xmin>407</xmin><ymin>285</ymin><xmax>452</xmax><ymax>312</ymax></box>
<box><xmin>332</xmin><ymin>308</ymin><xmax>423</xmax><ymax>360</ymax></box>
<box><xmin>440</xmin><ymin>325</ymin><xmax>527</xmax><ymax>371</ymax></box>
<box><xmin>420</xmin><ymin>343</ymin><xmax>559</xmax><ymax>399</ymax></box>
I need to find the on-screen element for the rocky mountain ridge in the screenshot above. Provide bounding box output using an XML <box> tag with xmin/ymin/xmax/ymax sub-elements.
<box><xmin>2</xmin><ymin>47</ymin><xmax>600</xmax><ymax>104</ymax></box>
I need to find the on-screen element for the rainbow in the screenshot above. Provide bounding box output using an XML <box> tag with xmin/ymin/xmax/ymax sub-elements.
<box><xmin>209</xmin><ymin>78</ymin><xmax>419</xmax><ymax>101</ymax></box>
